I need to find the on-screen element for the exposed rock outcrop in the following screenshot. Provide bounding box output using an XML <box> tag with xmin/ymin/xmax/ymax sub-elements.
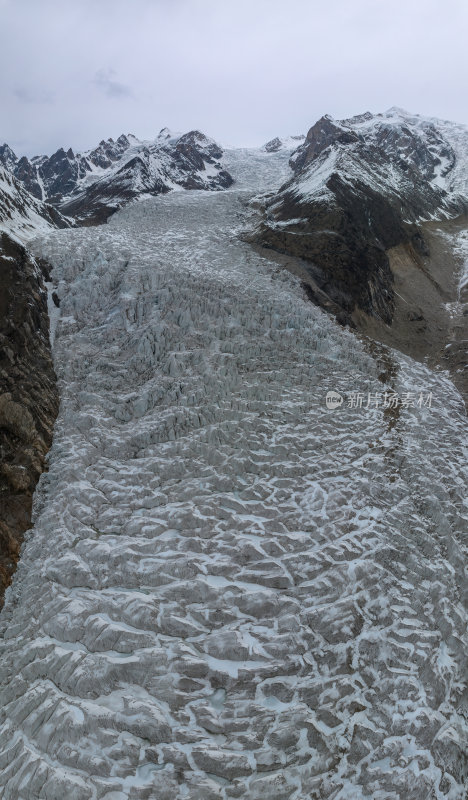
<box><xmin>0</xmin><ymin>233</ymin><xmax>59</xmax><ymax>602</ymax></box>
<box><xmin>14</xmin><ymin>155</ymin><xmax>43</xmax><ymax>200</ymax></box>
<box><xmin>0</xmin><ymin>144</ymin><xmax>18</xmax><ymax>173</ymax></box>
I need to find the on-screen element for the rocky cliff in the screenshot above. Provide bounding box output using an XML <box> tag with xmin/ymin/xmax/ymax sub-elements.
<box><xmin>0</xmin><ymin>164</ymin><xmax>70</xmax><ymax>604</ymax></box>
<box><xmin>0</xmin><ymin>233</ymin><xmax>58</xmax><ymax>602</ymax></box>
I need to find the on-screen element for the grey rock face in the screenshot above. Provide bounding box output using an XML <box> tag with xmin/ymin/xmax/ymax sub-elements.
<box><xmin>14</xmin><ymin>156</ymin><xmax>43</xmax><ymax>200</ymax></box>
<box><xmin>0</xmin><ymin>143</ymin><xmax>18</xmax><ymax>172</ymax></box>
<box><xmin>290</xmin><ymin>114</ymin><xmax>359</xmax><ymax>171</ymax></box>
<box><xmin>87</xmin><ymin>134</ymin><xmax>132</xmax><ymax>169</ymax></box>
<box><xmin>36</xmin><ymin>146</ymin><xmax>88</xmax><ymax>203</ymax></box>
<box><xmin>263</xmin><ymin>136</ymin><xmax>283</xmax><ymax>153</ymax></box>
<box><xmin>0</xmin><ymin>233</ymin><xmax>58</xmax><ymax>603</ymax></box>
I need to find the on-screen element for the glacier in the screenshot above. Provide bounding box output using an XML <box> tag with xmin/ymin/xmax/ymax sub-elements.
<box><xmin>0</xmin><ymin>146</ymin><xmax>466</xmax><ymax>799</ymax></box>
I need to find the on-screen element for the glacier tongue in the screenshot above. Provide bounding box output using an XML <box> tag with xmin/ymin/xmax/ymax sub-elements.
<box><xmin>0</xmin><ymin>150</ymin><xmax>466</xmax><ymax>799</ymax></box>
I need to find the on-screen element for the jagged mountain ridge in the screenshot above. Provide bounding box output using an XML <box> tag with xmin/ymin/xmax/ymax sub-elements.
<box><xmin>1</xmin><ymin>129</ymin><xmax>234</xmax><ymax>225</ymax></box>
<box><xmin>2</xmin><ymin>138</ymin><xmax>130</xmax><ymax>203</ymax></box>
<box><xmin>254</xmin><ymin>107</ymin><xmax>468</xmax><ymax>324</ymax></box>
<box><xmin>0</xmin><ymin>166</ymin><xmax>71</xmax><ymax>240</ymax></box>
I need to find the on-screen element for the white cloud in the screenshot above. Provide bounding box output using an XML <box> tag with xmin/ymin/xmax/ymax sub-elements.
<box><xmin>13</xmin><ymin>87</ymin><xmax>54</xmax><ymax>104</ymax></box>
<box><xmin>93</xmin><ymin>69</ymin><xmax>133</xmax><ymax>99</ymax></box>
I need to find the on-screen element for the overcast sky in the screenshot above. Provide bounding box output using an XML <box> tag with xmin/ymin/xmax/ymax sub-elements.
<box><xmin>1</xmin><ymin>0</ymin><xmax>468</xmax><ymax>157</ymax></box>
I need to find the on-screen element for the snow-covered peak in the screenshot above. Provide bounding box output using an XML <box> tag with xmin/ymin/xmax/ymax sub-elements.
<box><xmin>156</xmin><ymin>127</ymin><xmax>183</xmax><ymax>143</ymax></box>
<box><xmin>0</xmin><ymin>166</ymin><xmax>70</xmax><ymax>240</ymax></box>
<box><xmin>262</xmin><ymin>134</ymin><xmax>305</xmax><ymax>153</ymax></box>
<box><xmin>157</xmin><ymin>126</ymin><xmax>172</xmax><ymax>139</ymax></box>
<box><xmin>84</xmin><ymin>134</ymin><xmax>135</xmax><ymax>171</ymax></box>
<box><xmin>57</xmin><ymin>129</ymin><xmax>233</xmax><ymax>223</ymax></box>
<box><xmin>286</xmin><ymin>108</ymin><xmax>468</xmax><ymax>212</ymax></box>
<box><xmin>0</xmin><ymin>143</ymin><xmax>18</xmax><ymax>172</ymax></box>
<box><xmin>256</xmin><ymin>109</ymin><xmax>468</xmax><ymax>330</ymax></box>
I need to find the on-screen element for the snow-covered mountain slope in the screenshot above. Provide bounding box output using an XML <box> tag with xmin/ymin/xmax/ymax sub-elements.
<box><xmin>288</xmin><ymin>107</ymin><xmax>468</xmax><ymax>211</ymax></box>
<box><xmin>0</xmin><ymin>149</ymin><xmax>466</xmax><ymax>799</ymax></box>
<box><xmin>0</xmin><ymin>167</ymin><xmax>70</xmax><ymax>240</ymax></box>
<box><xmin>60</xmin><ymin>130</ymin><xmax>233</xmax><ymax>225</ymax></box>
<box><xmin>254</xmin><ymin>108</ymin><xmax>468</xmax><ymax>324</ymax></box>
<box><xmin>2</xmin><ymin>130</ymin><xmax>234</xmax><ymax>225</ymax></box>
<box><xmin>262</xmin><ymin>135</ymin><xmax>305</xmax><ymax>153</ymax></box>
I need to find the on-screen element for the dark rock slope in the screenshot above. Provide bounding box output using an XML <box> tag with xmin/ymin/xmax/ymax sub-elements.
<box><xmin>0</xmin><ymin>233</ymin><xmax>59</xmax><ymax>603</ymax></box>
<box><xmin>253</xmin><ymin>108</ymin><xmax>468</xmax><ymax>325</ymax></box>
